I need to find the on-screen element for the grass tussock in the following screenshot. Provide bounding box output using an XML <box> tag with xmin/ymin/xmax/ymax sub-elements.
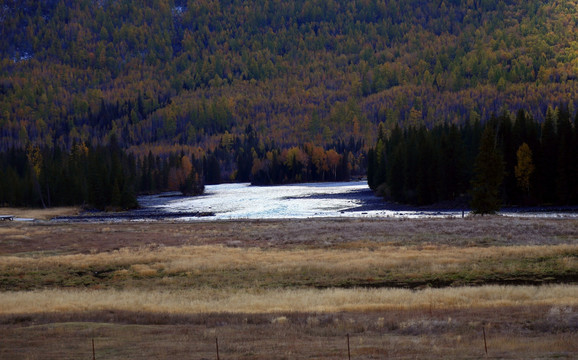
<box><xmin>0</xmin><ymin>285</ymin><xmax>576</xmax><ymax>315</ymax></box>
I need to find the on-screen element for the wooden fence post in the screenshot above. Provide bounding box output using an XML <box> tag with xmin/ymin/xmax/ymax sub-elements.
<box><xmin>347</xmin><ymin>333</ymin><xmax>351</xmax><ymax>360</ymax></box>
<box><xmin>482</xmin><ymin>326</ymin><xmax>488</xmax><ymax>356</ymax></box>
<box><xmin>92</xmin><ymin>338</ymin><xmax>96</xmax><ymax>360</ymax></box>
<box><xmin>216</xmin><ymin>337</ymin><xmax>220</xmax><ymax>360</ymax></box>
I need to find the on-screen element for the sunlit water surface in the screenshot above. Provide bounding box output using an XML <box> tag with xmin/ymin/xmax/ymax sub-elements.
<box><xmin>144</xmin><ymin>181</ymin><xmax>389</xmax><ymax>220</ymax></box>
<box><xmin>135</xmin><ymin>181</ymin><xmax>577</xmax><ymax>221</ymax></box>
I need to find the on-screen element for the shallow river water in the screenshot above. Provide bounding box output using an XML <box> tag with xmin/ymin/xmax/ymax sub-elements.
<box><xmin>50</xmin><ymin>181</ymin><xmax>578</xmax><ymax>222</ymax></box>
<box><xmin>143</xmin><ymin>181</ymin><xmax>397</xmax><ymax>220</ymax></box>
<box><xmin>132</xmin><ymin>181</ymin><xmax>577</xmax><ymax>221</ymax></box>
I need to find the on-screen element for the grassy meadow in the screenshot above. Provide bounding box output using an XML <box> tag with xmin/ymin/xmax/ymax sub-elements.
<box><xmin>0</xmin><ymin>216</ymin><xmax>576</xmax><ymax>358</ymax></box>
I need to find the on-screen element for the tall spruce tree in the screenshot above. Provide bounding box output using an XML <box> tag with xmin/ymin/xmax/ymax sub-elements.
<box><xmin>470</xmin><ymin>126</ymin><xmax>505</xmax><ymax>214</ymax></box>
<box><xmin>556</xmin><ymin>103</ymin><xmax>573</xmax><ymax>204</ymax></box>
<box><xmin>539</xmin><ymin>107</ymin><xmax>558</xmax><ymax>203</ymax></box>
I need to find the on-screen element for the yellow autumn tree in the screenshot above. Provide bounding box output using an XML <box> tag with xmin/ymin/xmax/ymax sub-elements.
<box><xmin>514</xmin><ymin>142</ymin><xmax>535</xmax><ymax>195</ymax></box>
<box><xmin>326</xmin><ymin>149</ymin><xmax>341</xmax><ymax>180</ymax></box>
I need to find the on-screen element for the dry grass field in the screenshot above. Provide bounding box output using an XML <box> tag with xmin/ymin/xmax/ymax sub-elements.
<box><xmin>0</xmin><ymin>216</ymin><xmax>577</xmax><ymax>359</ymax></box>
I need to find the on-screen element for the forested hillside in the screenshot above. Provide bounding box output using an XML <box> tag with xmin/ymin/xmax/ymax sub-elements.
<box><xmin>2</xmin><ymin>0</ymin><xmax>578</xmax><ymax>207</ymax></box>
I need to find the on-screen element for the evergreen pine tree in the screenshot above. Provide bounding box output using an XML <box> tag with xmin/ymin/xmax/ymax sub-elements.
<box><xmin>539</xmin><ymin>108</ymin><xmax>558</xmax><ymax>204</ymax></box>
<box><xmin>556</xmin><ymin>104</ymin><xmax>573</xmax><ymax>204</ymax></box>
<box><xmin>470</xmin><ymin>126</ymin><xmax>505</xmax><ymax>214</ymax></box>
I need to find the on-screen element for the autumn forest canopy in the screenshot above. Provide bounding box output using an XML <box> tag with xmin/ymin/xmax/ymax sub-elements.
<box><xmin>1</xmin><ymin>0</ymin><xmax>578</xmax><ymax>210</ymax></box>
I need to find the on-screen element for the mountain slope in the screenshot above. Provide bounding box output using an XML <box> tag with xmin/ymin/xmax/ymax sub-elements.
<box><xmin>1</xmin><ymin>0</ymin><xmax>577</xmax><ymax>152</ymax></box>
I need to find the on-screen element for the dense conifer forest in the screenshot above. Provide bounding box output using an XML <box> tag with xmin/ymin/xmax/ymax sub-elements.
<box><xmin>368</xmin><ymin>106</ymin><xmax>578</xmax><ymax>212</ymax></box>
<box><xmin>1</xmin><ymin>0</ymin><xmax>578</xmax><ymax>208</ymax></box>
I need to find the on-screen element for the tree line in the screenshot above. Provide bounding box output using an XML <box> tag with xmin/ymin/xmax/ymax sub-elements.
<box><xmin>368</xmin><ymin>104</ymin><xmax>578</xmax><ymax>212</ymax></box>
<box><xmin>183</xmin><ymin>125</ymin><xmax>365</xmax><ymax>185</ymax></box>
<box><xmin>0</xmin><ymin>137</ymin><xmax>204</xmax><ymax>210</ymax></box>
<box><xmin>0</xmin><ymin>125</ymin><xmax>364</xmax><ymax>209</ymax></box>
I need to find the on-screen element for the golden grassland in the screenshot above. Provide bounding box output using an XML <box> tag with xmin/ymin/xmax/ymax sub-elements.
<box><xmin>1</xmin><ymin>242</ymin><xmax>577</xmax><ymax>290</ymax></box>
<box><xmin>1</xmin><ymin>285</ymin><xmax>577</xmax><ymax>315</ymax></box>
<box><xmin>0</xmin><ymin>216</ymin><xmax>577</xmax><ymax>359</ymax></box>
<box><xmin>3</xmin><ymin>241</ymin><xmax>577</xmax><ymax>271</ymax></box>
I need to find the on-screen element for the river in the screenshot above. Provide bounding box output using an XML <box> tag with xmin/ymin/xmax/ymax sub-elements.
<box><xmin>53</xmin><ymin>181</ymin><xmax>578</xmax><ymax>222</ymax></box>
